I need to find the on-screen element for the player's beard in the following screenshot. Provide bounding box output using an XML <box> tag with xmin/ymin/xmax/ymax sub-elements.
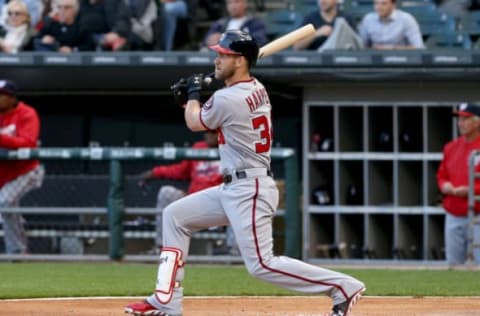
<box><xmin>215</xmin><ymin>67</ymin><xmax>235</xmax><ymax>82</ymax></box>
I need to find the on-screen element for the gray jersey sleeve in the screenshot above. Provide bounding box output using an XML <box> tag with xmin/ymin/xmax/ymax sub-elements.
<box><xmin>200</xmin><ymin>92</ymin><xmax>232</xmax><ymax>131</ymax></box>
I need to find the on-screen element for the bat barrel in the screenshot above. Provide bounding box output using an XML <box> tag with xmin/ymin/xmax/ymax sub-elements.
<box><xmin>258</xmin><ymin>24</ymin><xmax>316</xmax><ymax>59</ymax></box>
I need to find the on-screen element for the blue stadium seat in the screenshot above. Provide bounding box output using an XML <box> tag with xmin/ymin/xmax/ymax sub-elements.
<box><xmin>416</xmin><ymin>11</ymin><xmax>456</xmax><ymax>36</ymax></box>
<box><xmin>348</xmin><ymin>0</ymin><xmax>374</xmax><ymax>5</ymax></box>
<box><xmin>398</xmin><ymin>0</ymin><xmax>434</xmax><ymax>5</ymax></box>
<box><xmin>295</xmin><ymin>0</ymin><xmax>317</xmax><ymax>6</ymax></box>
<box><xmin>342</xmin><ymin>0</ymin><xmax>373</xmax><ymax>24</ymax></box>
<box><xmin>264</xmin><ymin>9</ymin><xmax>304</xmax><ymax>39</ymax></box>
<box><xmin>425</xmin><ymin>31</ymin><xmax>472</xmax><ymax>49</ymax></box>
<box><xmin>399</xmin><ymin>1</ymin><xmax>437</xmax><ymax>16</ymax></box>
<box><xmin>459</xmin><ymin>11</ymin><xmax>480</xmax><ymax>36</ymax></box>
<box><xmin>296</xmin><ymin>3</ymin><xmax>318</xmax><ymax>15</ymax></box>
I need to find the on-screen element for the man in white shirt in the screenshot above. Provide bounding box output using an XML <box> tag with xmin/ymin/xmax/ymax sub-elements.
<box><xmin>358</xmin><ymin>0</ymin><xmax>424</xmax><ymax>49</ymax></box>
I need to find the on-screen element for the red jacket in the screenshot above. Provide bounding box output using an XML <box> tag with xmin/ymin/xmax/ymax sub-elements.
<box><xmin>152</xmin><ymin>141</ymin><xmax>222</xmax><ymax>194</ymax></box>
<box><xmin>0</xmin><ymin>102</ymin><xmax>40</xmax><ymax>189</ymax></box>
<box><xmin>437</xmin><ymin>135</ymin><xmax>480</xmax><ymax>216</ymax></box>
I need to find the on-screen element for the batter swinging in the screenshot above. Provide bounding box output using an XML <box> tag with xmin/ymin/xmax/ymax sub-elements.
<box><xmin>125</xmin><ymin>30</ymin><xmax>365</xmax><ymax>316</ymax></box>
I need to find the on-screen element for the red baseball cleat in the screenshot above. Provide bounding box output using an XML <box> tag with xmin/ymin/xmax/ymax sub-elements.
<box><xmin>124</xmin><ymin>300</ymin><xmax>170</xmax><ymax>316</ymax></box>
<box><xmin>327</xmin><ymin>287</ymin><xmax>365</xmax><ymax>316</ymax></box>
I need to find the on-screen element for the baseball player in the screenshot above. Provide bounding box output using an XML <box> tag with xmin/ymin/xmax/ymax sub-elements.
<box><xmin>0</xmin><ymin>79</ymin><xmax>44</xmax><ymax>254</ymax></box>
<box><xmin>125</xmin><ymin>30</ymin><xmax>365</xmax><ymax>316</ymax></box>
<box><xmin>437</xmin><ymin>102</ymin><xmax>480</xmax><ymax>266</ymax></box>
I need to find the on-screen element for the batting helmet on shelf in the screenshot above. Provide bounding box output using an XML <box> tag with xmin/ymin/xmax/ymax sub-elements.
<box><xmin>209</xmin><ymin>30</ymin><xmax>259</xmax><ymax>68</ymax></box>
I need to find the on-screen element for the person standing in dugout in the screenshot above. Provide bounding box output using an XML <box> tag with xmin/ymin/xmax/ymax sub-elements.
<box><xmin>125</xmin><ymin>30</ymin><xmax>365</xmax><ymax>316</ymax></box>
<box><xmin>437</xmin><ymin>102</ymin><xmax>480</xmax><ymax>266</ymax></box>
<box><xmin>0</xmin><ymin>80</ymin><xmax>44</xmax><ymax>255</ymax></box>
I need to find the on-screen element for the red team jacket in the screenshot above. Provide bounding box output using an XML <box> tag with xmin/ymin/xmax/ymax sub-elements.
<box><xmin>437</xmin><ymin>136</ymin><xmax>480</xmax><ymax>216</ymax></box>
<box><xmin>152</xmin><ymin>141</ymin><xmax>222</xmax><ymax>194</ymax></box>
<box><xmin>0</xmin><ymin>102</ymin><xmax>40</xmax><ymax>189</ymax></box>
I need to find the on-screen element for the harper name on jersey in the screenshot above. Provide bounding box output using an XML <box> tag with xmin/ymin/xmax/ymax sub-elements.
<box><xmin>245</xmin><ymin>86</ymin><xmax>270</xmax><ymax>113</ymax></box>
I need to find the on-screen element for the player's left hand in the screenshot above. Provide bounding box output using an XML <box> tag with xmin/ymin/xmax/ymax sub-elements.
<box><xmin>170</xmin><ymin>77</ymin><xmax>188</xmax><ymax>107</ymax></box>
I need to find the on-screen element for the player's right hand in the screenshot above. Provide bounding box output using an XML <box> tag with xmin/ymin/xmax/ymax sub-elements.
<box><xmin>186</xmin><ymin>73</ymin><xmax>204</xmax><ymax>101</ymax></box>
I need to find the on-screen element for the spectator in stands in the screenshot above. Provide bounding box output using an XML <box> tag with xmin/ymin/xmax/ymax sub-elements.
<box><xmin>77</xmin><ymin>0</ymin><xmax>128</xmax><ymax>51</ymax></box>
<box><xmin>437</xmin><ymin>102</ymin><xmax>480</xmax><ymax>266</ymax></box>
<box><xmin>201</xmin><ymin>0</ymin><xmax>267</xmax><ymax>50</ymax></box>
<box><xmin>0</xmin><ymin>80</ymin><xmax>44</xmax><ymax>255</ymax></box>
<box><xmin>162</xmin><ymin>0</ymin><xmax>188</xmax><ymax>51</ymax></box>
<box><xmin>78</xmin><ymin>0</ymin><xmax>112</xmax><ymax>49</ymax></box>
<box><xmin>0</xmin><ymin>0</ymin><xmax>37</xmax><ymax>53</ymax></box>
<box><xmin>98</xmin><ymin>0</ymin><xmax>162</xmax><ymax>51</ymax></box>
<box><xmin>137</xmin><ymin>131</ymin><xmax>239</xmax><ymax>254</ymax></box>
<box><xmin>293</xmin><ymin>0</ymin><xmax>363</xmax><ymax>51</ymax></box>
<box><xmin>0</xmin><ymin>0</ymin><xmax>44</xmax><ymax>30</ymax></box>
<box><xmin>34</xmin><ymin>0</ymin><xmax>94</xmax><ymax>52</ymax></box>
<box><xmin>358</xmin><ymin>0</ymin><xmax>424</xmax><ymax>50</ymax></box>
<box><xmin>124</xmin><ymin>0</ymin><xmax>161</xmax><ymax>50</ymax></box>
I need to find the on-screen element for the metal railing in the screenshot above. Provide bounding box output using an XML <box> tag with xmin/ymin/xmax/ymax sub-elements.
<box><xmin>0</xmin><ymin>147</ymin><xmax>299</xmax><ymax>262</ymax></box>
<box><xmin>467</xmin><ymin>150</ymin><xmax>480</xmax><ymax>265</ymax></box>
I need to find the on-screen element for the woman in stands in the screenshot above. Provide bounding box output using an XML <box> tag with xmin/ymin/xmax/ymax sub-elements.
<box><xmin>0</xmin><ymin>0</ymin><xmax>36</xmax><ymax>53</ymax></box>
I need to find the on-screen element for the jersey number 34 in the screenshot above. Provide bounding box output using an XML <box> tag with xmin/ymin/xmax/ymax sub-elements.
<box><xmin>252</xmin><ymin>115</ymin><xmax>272</xmax><ymax>153</ymax></box>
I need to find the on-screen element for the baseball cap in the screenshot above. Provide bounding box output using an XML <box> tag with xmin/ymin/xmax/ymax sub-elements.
<box><xmin>453</xmin><ymin>102</ymin><xmax>480</xmax><ymax>117</ymax></box>
<box><xmin>0</xmin><ymin>80</ymin><xmax>17</xmax><ymax>97</ymax></box>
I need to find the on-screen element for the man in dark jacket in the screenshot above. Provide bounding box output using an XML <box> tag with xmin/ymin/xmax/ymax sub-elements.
<box><xmin>201</xmin><ymin>0</ymin><xmax>267</xmax><ymax>49</ymax></box>
<box><xmin>294</xmin><ymin>0</ymin><xmax>358</xmax><ymax>51</ymax></box>
<box><xmin>34</xmin><ymin>0</ymin><xmax>94</xmax><ymax>52</ymax></box>
<box><xmin>84</xmin><ymin>0</ymin><xmax>162</xmax><ymax>51</ymax></box>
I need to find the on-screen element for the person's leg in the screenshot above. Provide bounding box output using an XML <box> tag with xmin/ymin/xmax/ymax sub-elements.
<box><xmin>0</xmin><ymin>178</ymin><xmax>24</xmax><ymax>254</ymax></box>
<box><xmin>155</xmin><ymin>185</ymin><xmax>186</xmax><ymax>248</ymax></box>
<box><xmin>0</xmin><ymin>165</ymin><xmax>44</xmax><ymax>254</ymax></box>
<box><xmin>1</xmin><ymin>212</ymin><xmax>27</xmax><ymax>254</ymax></box>
<box><xmin>144</xmin><ymin>185</ymin><xmax>228</xmax><ymax>315</ymax></box>
<box><xmin>223</xmin><ymin>177</ymin><xmax>365</xmax><ymax>308</ymax></box>
<box><xmin>163</xmin><ymin>0</ymin><xmax>188</xmax><ymax>50</ymax></box>
<box><xmin>318</xmin><ymin>17</ymin><xmax>364</xmax><ymax>52</ymax></box>
<box><xmin>445</xmin><ymin>213</ymin><xmax>468</xmax><ymax>266</ymax></box>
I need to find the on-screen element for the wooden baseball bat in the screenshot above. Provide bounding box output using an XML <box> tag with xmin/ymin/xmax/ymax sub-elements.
<box><xmin>200</xmin><ymin>24</ymin><xmax>316</xmax><ymax>84</ymax></box>
<box><xmin>258</xmin><ymin>24</ymin><xmax>316</xmax><ymax>59</ymax></box>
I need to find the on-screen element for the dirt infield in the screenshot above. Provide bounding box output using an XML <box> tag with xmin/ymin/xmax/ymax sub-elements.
<box><xmin>1</xmin><ymin>296</ymin><xmax>480</xmax><ymax>316</ymax></box>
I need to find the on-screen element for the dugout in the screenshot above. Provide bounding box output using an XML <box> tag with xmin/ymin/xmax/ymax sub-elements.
<box><xmin>1</xmin><ymin>50</ymin><xmax>479</xmax><ymax>263</ymax></box>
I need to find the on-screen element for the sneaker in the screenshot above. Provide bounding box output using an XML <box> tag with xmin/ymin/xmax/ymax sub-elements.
<box><xmin>328</xmin><ymin>287</ymin><xmax>365</xmax><ymax>316</ymax></box>
<box><xmin>124</xmin><ymin>300</ymin><xmax>169</xmax><ymax>316</ymax></box>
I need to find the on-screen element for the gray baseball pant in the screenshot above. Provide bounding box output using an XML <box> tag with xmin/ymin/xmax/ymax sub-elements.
<box><xmin>445</xmin><ymin>212</ymin><xmax>480</xmax><ymax>265</ymax></box>
<box><xmin>0</xmin><ymin>165</ymin><xmax>44</xmax><ymax>254</ymax></box>
<box><xmin>155</xmin><ymin>185</ymin><xmax>186</xmax><ymax>247</ymax></box>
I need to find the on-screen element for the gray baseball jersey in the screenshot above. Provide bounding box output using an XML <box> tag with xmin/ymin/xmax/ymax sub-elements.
<box><xmin>199</xmin><ymin>78</ymin><xmax>271</xmax><ymax>172</ymax></box>
<box><xmin>146</xmin><ymin>77</ymin><xmax>365</xmax><ymax>316</ymax></box>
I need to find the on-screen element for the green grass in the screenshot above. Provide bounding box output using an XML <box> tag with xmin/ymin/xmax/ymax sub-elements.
<box><xmin>0</xmin><ymin>263</ymin><xmax>479</xmax><ymax>299</ymax></box>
